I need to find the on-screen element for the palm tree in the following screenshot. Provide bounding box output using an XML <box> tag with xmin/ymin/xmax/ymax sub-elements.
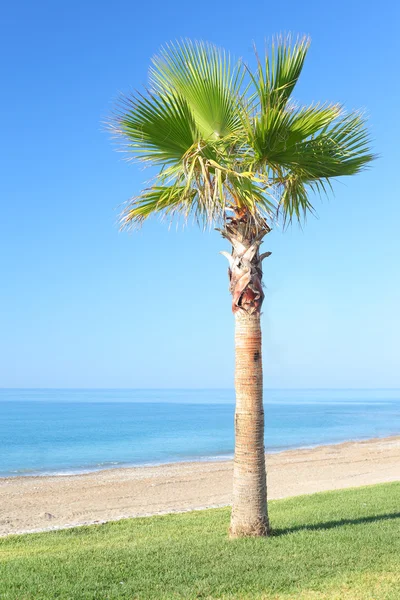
<box><xmin>109</xmin><ymin>36</ymin><xmax>374</xmax><ymax>538</ymax></box>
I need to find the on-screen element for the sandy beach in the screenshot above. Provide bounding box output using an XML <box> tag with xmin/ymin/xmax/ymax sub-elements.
<box><xmin>0</xmin><ymin>436</ymin><xmax>399</xmax><ymax>537</ymax></box>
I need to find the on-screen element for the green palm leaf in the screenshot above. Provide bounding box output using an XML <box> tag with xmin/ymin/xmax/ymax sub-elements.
<box><xmin>120</xmin><ymin>185</ymin><xmax>197</xmax><ymax>228</ymax></box>
<box><xmin>251</xmin><ymin>36</ymin><xmax>310</xmax><ymax>112</ymax></box>
<box><xmin>246</xmin><ymin>103</ymin><xmax>343</xmax><ymax>166</ymax></box>
<box><xmin>275</xmin><ymin>113</ymin><xmax>373</xmax><ymax>178</ymax></box>
<box><xmin>149</xmin><ymin>40</ymin><xmax>245</xmax><ymax>140</ymax></box>
<box><xmin>109</xmin><ymin>36</ymin><xmax>375</xmax><ymax>229</ymax></box>
<box><xmin>111</xmin><ymin>91</ymin><xmax>199</xmax><ymax>165</ymax></box>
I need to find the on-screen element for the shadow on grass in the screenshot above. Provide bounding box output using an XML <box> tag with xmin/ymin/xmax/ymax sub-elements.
<box><xmin>272</xmin><ymin>512</ymin><xmax>400</xmax><ymax>537</ymax></box>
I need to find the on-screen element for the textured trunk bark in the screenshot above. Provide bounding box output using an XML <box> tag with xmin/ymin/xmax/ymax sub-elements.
<box><xmin>230</xmin><ymin>311</ymin><xmax>269</xmax><ymax>537</ymax></box>
<box><xmin>219</xmin><ymin>214</ymin><xmax>271</xmax><ymax>538</ymax></box>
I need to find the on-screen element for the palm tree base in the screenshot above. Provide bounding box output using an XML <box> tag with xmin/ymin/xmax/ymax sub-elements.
<box><xmin>229</xmin><ymin>517</ymin><xmax>270</xmax><ymax>538</ymax></box>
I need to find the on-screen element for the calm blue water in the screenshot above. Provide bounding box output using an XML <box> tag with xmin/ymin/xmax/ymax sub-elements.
<box><xmin>0</xmin><ymin>389</ymin><xmax>399</xmax><ymax>477</ymax></box>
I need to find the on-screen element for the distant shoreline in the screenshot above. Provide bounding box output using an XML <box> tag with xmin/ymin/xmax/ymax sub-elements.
<box><xmin>1</xmin><ymin>435</ymin><xmax>399</xmax><ymax>537</ymax></box>
<box><xmin>2</xmin><ymin>389</ymin><xmax>399</xmax><ymax>479</ymax></box>
<box><xmin>2</xmin><ymin>431</ymin><xmax>400</xmax><ymax>479</ymax></box>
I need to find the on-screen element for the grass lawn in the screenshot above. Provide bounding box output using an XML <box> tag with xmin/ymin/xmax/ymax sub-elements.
<box><xmin>0</xmin><ymin>482</ymin><xmax>399</xmax><ymax>599</ymax></box>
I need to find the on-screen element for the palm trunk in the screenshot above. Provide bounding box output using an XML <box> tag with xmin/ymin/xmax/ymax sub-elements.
<box><xmin>220</xmin><ymin>215</ymin><xmax>271</xmax><ymax>538</ymax></box>
<box><xmin>230</xmin><ymin>311</ymin><xmax>269</xmax><ymax>536</ymax></box>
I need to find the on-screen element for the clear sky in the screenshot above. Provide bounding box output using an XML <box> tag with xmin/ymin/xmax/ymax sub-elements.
<box><xmin>1</xmin><ymin>0</ymin><xmax>399</xmax><ymax>389</ymax></box>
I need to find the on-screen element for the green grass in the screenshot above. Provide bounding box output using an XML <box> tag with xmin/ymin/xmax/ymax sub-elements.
<box><xmin>0</xmin><ymin>483</ymin><xmax>399</xmax><ymax>599</ymax></box>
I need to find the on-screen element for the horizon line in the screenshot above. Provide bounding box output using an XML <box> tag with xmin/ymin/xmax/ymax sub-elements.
<box><xmin>1</xmin><ymin>387</ymin><xmax>400</xmax><ymax>392</ymax></box>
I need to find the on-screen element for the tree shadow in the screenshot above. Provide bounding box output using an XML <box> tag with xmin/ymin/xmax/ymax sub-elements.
<box><xmin>271</xmin><ymin>512</ymin><xmax>400</xmax><ymax>537</ymax></box>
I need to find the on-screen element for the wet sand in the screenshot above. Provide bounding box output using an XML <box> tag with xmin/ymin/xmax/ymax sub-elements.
<box><xmin>1</xmin><ymin>436</ymin><xmax>399</xmax><ymax>536</ymax></box>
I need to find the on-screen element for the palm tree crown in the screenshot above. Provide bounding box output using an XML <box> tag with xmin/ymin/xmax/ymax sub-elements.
<box><xmin>110</xmin><ymin>36</ymin><xmax>374</xmax><ymax>229</ymax></box>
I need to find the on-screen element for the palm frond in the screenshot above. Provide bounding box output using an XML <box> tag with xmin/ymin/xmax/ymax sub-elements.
<box><xmin>247</xmin><ymin>107</ymin><xmax>293</xmax><ymax>167</ymax></box>
<box><xmin>246</xmin><ymin>103</ymin><xmax>343</xmax><ymax>166</ymax></box>
<box><xmin>110</xmin><ymin>90</ymin><xmax>199</xmax><ymax>165</ymax></box>
<box><xmin>120</xmin><ymin>185</ymin><xmax>197</xmax><ymax>229</ymax></box>
<box><xmin>278</xmin><ymin>175</ymin><xmax>316</xmax><ymax>225</ymax></box>
<box><xmin>285</xmin><ymin>103</ymin><xmax>342</xmax><ymax>144</ymax></box>
<box><xmin>276</xmin><ymin>112</ymin><xmax>375</xmax><ymax>179</ymax></box>
<box><xmin>251</xmin><ymin>35</ymin><xmax>310</xmax><ymax>113</ymax></box>
<box><xmin>149</xmin><ymin>40</ymin><xmax>246</xmax><ymax>140</ymax></box>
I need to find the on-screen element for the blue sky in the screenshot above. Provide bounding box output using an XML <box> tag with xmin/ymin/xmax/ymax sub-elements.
<box><xmin>1</xmin><ymin>0</ymin><xmax>399</xmax><ymax>389</ymax></box>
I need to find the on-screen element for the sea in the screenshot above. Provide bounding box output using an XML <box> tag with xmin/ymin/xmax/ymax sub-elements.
<box><xmin>0</xmin><ymin>389</ymin><xmax>399</xmax><ymax>477</ymax></box>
